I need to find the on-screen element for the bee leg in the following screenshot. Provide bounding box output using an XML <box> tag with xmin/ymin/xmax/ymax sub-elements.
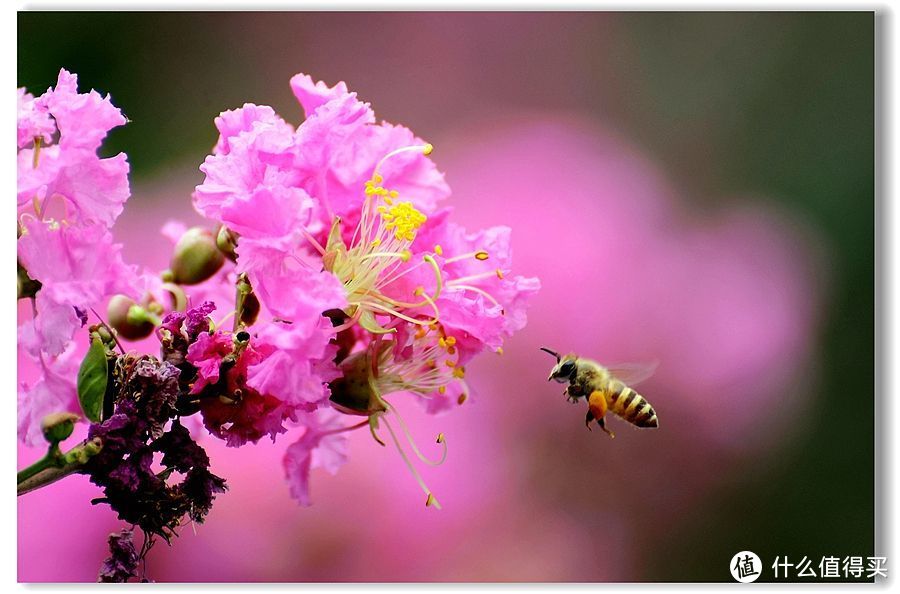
<box><xmin>597</xmin><ymin>416</ymin><xmax>615</xmax><ymax>439</ymax></box>
<box><xmin>584</xmin><ymin>410</ymin><xmax>595</xmax><ymax>431</ymax></box>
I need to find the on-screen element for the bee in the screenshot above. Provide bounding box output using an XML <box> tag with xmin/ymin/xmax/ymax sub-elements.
<box><xmin>540</xmin><ymin>347</ymin><xmax>658</xmax><ymax>438</ymax></box>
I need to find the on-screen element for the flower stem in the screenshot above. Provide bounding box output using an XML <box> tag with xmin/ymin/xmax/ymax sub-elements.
<box><xmin>16</xmin><ymin>445</ymin><xmax>61</xmax><ymax>484</ymax></box>
<box><xmin>17</xmin><ymin>438</ymin><xmax>103</xmax><ymax>496</ymax></box>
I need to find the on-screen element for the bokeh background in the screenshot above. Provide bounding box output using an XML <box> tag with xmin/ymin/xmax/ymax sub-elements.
<box><xmin>17</xmin><ymin>12</ymin><xmax>873</xmax><ymax>582</ymax></box>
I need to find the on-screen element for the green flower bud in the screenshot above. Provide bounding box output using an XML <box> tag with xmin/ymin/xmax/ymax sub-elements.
<box><xmin>328</xmin><ymin>351</ymin><xmax>387</xmax><ymax>416</ymax></box>
<box><xmin>240</xmin><ymin>291</ymin><xmax>260</xmax><ymax>326</ymax></box>
<box><xmin>216</xmin><ymin>225</ymin><xmax>239</xmax><ymax>262</ymax></box>
<box><xmin>108</xmin><ymin>294</ymin><xmax>155</xmax><ymax>340</ymax></box>
<box><xmin>171</xmin><ymin>227</ymin><xmax>225</xmax><ymax>285</ymax></box>
<box><xmin>41</xmin><ymin>412</ymin><xmax>79</xmax><ymax>444</ymax></box>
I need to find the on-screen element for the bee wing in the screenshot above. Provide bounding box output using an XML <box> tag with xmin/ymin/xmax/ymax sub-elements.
<box><xmin>605</xmin><ymin>361</ymin><xmax>658</xmax><ymax>387</ymax></box>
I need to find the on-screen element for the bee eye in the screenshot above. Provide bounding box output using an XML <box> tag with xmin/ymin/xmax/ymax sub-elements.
<box><xmin>559</xmin><ymin>361</ymin><xmax>575</xmax><ymax>376</ymax></box>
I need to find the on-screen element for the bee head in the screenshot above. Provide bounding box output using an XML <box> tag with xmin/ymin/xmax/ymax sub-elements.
<box><xmin>541</xmin><ymin>347</ymin><xmax>578</xmax><ymax>383</ymax></box>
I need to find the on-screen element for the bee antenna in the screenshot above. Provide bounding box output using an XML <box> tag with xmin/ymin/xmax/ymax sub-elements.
<box><xmin>539</xmin><ymin>347</ymin><xmax>560</xmax><ymax>362</ymax></box>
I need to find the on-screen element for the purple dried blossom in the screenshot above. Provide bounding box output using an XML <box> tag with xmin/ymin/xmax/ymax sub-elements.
<box><xmin>98</xmin><ymin>529</ymin><xmax>139</xmax><ymax>583</ymax></box>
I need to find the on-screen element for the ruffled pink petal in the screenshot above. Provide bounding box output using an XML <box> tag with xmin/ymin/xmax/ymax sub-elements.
<box><xmin>17</xmin><ymin>345</ymin><xmax>80</xmax><ymax>447</ymax></box>
<box><xmin>283</xmin><ymin>407</ymin><xmax>350</xmax><ymax>506</ymax></box>
<box><xmin>38</xmin><ymin>69</ymin><xmax>127</xmax><ymax>152</ymax></box>
<box><xmin>17</xmin><ymin>88</ymin><xmax>56</xmax><ymax>149</ymax></box>
<box><xmin>18</xmin><ymin>294</ymin><xmax>83</xmax><ymax>358</ymax></box>
<box><xmin>246</xmin><ymin>318</ymin><xmax>341</xmax><ymax>409</ymax></box>
<box><xmin>186</xmin><ymin>331</ymin><xmax>233</xmax><ymax>394</ymax></box>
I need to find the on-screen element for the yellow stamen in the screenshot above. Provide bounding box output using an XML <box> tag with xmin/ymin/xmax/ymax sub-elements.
<box><xmin>475</xmin><ymin>251</ymin><xmax>489</xmax><ymax>261</ymax></box>
<box><xmin>434</xmin><ymin>244</ymin><xmax>443</xmax><ymax>256</ymax></box>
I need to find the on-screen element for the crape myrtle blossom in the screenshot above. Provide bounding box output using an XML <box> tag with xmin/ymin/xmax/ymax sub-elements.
<box><xmin>193</xmin><ymin>73</ymin><xmax>538</xmax><ymax>506</ymax></box>
<box><xmin>18</xmin><ymin>220</ymin><xmax>136</xmax><ymax>358</ymax></box>
<box><xmin>17</xmin><ymin>69</ymin><xmax>130</xmax><ymax>227</ymax></box>
<box><xmin>17</xmin><ymin>68</ymin><xmax>536</xmax><ymax>578</ymax></box>
<box><xmin>17</xmin><ymin>69</ymin><xmax>137</xmax><ymax>444</ymax></box>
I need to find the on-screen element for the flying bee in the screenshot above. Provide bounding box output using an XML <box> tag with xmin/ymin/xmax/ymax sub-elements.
<box><xmin>540</xmin><ymin>347</ymin><xmax>658</xmax><ymax>438</ymax></box>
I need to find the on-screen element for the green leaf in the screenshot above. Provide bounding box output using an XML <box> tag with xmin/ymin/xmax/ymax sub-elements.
<box><xmin>77</xmin><ymin>337</ymin><xmax>109</xmax><ymax>423</ymax></box>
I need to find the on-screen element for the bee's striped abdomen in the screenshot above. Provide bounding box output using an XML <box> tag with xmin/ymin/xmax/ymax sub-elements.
<box><xmin>607</xmin><ymin>380</ymin><xmax>658</xmax><ymax>428</ymax></box>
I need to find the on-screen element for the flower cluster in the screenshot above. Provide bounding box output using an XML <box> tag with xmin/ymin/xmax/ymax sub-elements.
<box><xmin>17</xmin><ymin>69</ymin><xmax>537</xmax><ymax>579</ymax></box>
<box><xmin>17</xmin><ymin>70</ymin><xmax>136</xmax><ymax>446</ymax></box>
<box><xmin>187</xmin><ymin>73</ymin><xmax>539</xmax><ymax>506</ymax></box>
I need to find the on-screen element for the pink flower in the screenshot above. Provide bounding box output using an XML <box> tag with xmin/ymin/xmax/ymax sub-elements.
<box><xmin>283</xmin><ymin>407</ymin><xmax>351</xmax><ymax>506</ymax></box>
<box><xmin>18</xmin><ymin>293</ymin><xmax>85</xmax><ymax>359</ymax></box>
<box><xmin>291</xmin><ymin>74</ymin><xmax>450</xmax><ymax>236</ymax></box>
<box><xmin>17</xmin><ymin>219</ymin><xmax>136</xmax><ymax>357</ymax></box>
<box><xmin>245</xmin><ymin>317</ymin><xmax>342</xmax><ymax>411</ymax></box>
<box><xmin>37</xmin><ymin>69</ymin><xmax>127</xmax><ymax>153</ymax></box>
<box><xmin>415</xmin><ymin>216</ymin><xmax>540</xmax><ymax>355</ymax></box>
<box><xmin>194</xmin><ymin>74</ymin><xmax>450</xmax><ymax>248</ymax></box>
<box><xmin>185</xmin><ymin>331</ymin><xmax>233</xmax><ymax>394</ymax></box>
<box><xmin>17</xmin><ymin>88</ymin><xmax>55</xmax><ymax>149</ymax></box>
<box><xmin>17</xmin><ymin>345</ymin><xmax>80</xmax><ymax>447</ymax></box>
<box><xmin>189</xmin><ymin>73</ymin><xmax>539</xmax><ymax>506</ymax></box>
<box><xmin>17</xmin><ymin>69</ymin><xmax>130</xmax><ymax>228</ymax></box>
<box><xmin>194</xmin><ymin>104</ymin><xmax>298</xmax><ymax>223</ymax></box>
<box><xmin>185</xmin><ymin>326</ymin><xmax>296</xmax><ymax>447</ymax></box>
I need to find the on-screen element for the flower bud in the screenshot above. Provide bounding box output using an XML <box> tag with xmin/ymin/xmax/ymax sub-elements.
<box><xmin>108</xmin><ymin>295</ymin><xmax>155</xmax><ymax>340</ymax></box>
<box><xmin>328</xmin><ymin>351</ymin><xmax>387</xmax><ymax>415</ymax></box>
<box><xmin>216</xmin><ymin>225</ymin><xmax>239</xmax><ymax>262</ymax></box>
<box><xmin>239</xmin><ymin>291</ymin><xmax>260</xmax><ymax>326</ymax></box>
<box><xmin>170</xmin><ymin>227</ymin><xmax>225</xmax><ymax>285</ymax></box>
<box><xmin>41</xmin><ymin>412</ymin><xmax>79</xmax><ymax>444</ymax></box>
<box><xmin>17</xmin><ymin>261</ymin><xmax>41</xmax><ymax>300</ymax></box>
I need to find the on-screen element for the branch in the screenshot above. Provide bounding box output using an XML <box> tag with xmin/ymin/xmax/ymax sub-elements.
<box><xmin>17</xmin><ymin>438</ymin><xmax>102</xmax><ymax>496</ymax></box>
